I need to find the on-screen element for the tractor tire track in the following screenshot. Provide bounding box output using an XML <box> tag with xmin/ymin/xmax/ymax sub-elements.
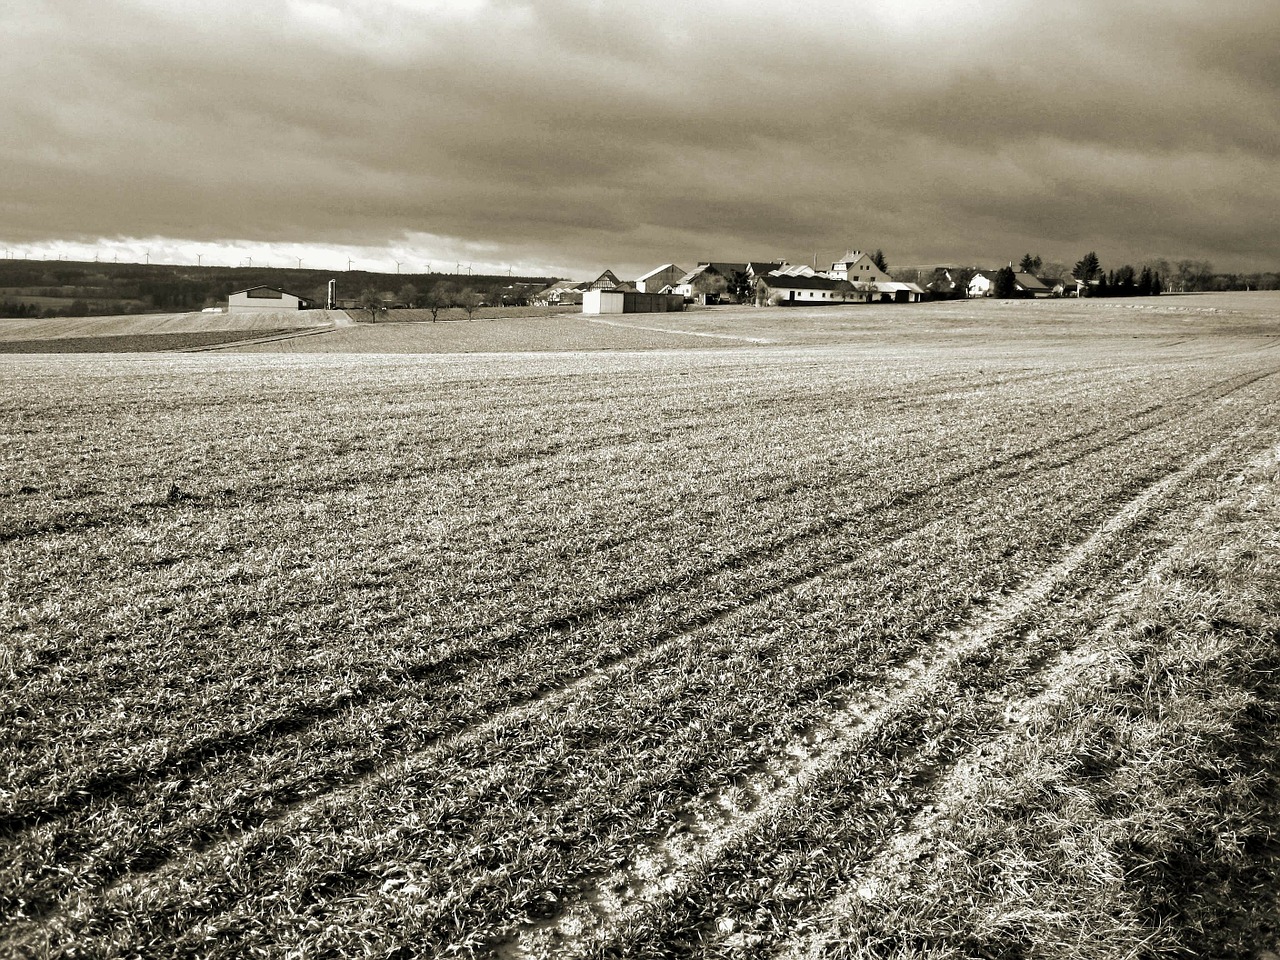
<box><xmin>767</xmin><ymin>465</ymin><xmax>1267</xmax><ymax>960</ymax></box>
<box><xmin>496</xmin><ymin>426</ymin><xmax>1261</xmax><ymax>959</ymax></box>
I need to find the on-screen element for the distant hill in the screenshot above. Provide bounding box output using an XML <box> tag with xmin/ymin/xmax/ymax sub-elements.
<box><xmin>0</xmin><ymin>259</ymin><xmax>557</xmax><ymax>318</ymax></box>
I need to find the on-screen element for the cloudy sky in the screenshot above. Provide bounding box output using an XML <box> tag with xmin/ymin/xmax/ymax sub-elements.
<box><xmin>3</xmin><ymin>0</ymin><xmax>1278</xmax><ymax>279</ymax></box>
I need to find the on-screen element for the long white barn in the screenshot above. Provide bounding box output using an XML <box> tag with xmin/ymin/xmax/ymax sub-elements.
<box><xmin>227</xmin><ymin>286</ymin><xmax>311</xmax><ymax>312</ymax></box>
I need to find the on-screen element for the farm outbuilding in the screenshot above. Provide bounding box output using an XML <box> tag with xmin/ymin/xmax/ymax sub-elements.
<box><xmin>634</xmin><ymin>264</ymin><xmax>686</xmax><ymax>294</ymax></box>
<box><xmin>582</xmin><ymin>290</ymin><xmax>684</xmax><ymax>314</ymax></box>
<box><xmin>756</xmin><ymin>273</ymin><xmax>858</xmax><ymax>305</ymax></box>
<box><xmin>227</xmin><ymin>286</ymin><xmax>311</xmax><ymax>312</ymax></box>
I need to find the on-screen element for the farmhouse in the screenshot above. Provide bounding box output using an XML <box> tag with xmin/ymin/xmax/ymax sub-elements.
<box><xmin>227</xmin><ymin>286</ymin><xmax>311</xmax><ymax>312</ymax></box>
<box><xmin>588</xmin><ymin>269</ymin><xmax>626</xmax><ymax>290</ymax></box>
<box><xmin>829</xmin><ymin>251</ymin><xmax>891</xmax><ymax>284</ymax></box>
<box><xmin>968</xmin><ymin>271</ymin><xmax>1063</xmax><ymax>298</ymax></box>
<box><xmin>1013</xmin><ymin>273</ymin><xmax>1054</xmax><ymax>298</ymax></box>
<box><xmin>968</xmin><ymin>272</ymin><xmax>995</xmax><ymax>298</ymax></box>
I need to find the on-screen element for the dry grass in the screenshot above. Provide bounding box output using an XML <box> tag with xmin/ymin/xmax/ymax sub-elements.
<box><xmin>1</xmin><ymin>293</ymin><xmax>1277</xmax><ymax>957</ymax></box>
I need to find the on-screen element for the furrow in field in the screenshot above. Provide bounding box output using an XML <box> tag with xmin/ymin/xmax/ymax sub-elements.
<box><xmin>47</xmin><ymin>427</ymin><xmax>1259</xmax><ymax>957</ymax></box>
<box><xmin>10</xmin><ymin>419</ymin><xmax>1264</xmax><ymax>960</ymax></box>
<box><xmin>0</xmin><ymin>361</ymin><xmax>1222</xmax><ymax>548</ymax></box>
<box><xmin>0</xmin><ymin>370</ymin><xmax>1228</xmax><ymax>843</ymax></box>
<box><xmin>0</xmin><ymin>461</ymin><xmax>1013</xmax><ymax>926</ymax></box>
<box><xmin>501</xmin><ymin>429</ymin><xmax>1256</xmax><ymax>959</ymax></box>
<box><xmin>2</xmin><ymin>363</ymin><xmax>1269</xmax><ymax>911</ymax></box>
<box><xmin>2</xmin><ymin>476</ymin><xmax>1043</xmax><ymax>951</ymax></box>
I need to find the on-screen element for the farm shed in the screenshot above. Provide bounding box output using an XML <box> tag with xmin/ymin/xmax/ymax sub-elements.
<box><xmin>869</xmin><ymin>281</ymin><xmax>925</xmax><ymax>303</ymax></box>
<box><xmin>227</xmin><ymin>286</ymin><xmax>310</xmax><ymax>312</ymax></box>
<box><xmin>582</xmin><ymin>290</ymin><xmax>684</xmax><ymax>314</ymax></box>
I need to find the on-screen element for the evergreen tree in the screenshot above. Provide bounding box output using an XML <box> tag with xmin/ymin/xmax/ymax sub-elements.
<box><xmin>1151</xmin><ymin>273</ymin><xmax>1163</xmax><ymax>296</ymax></box>
<box><xmin>993</xmin><ymin>265</ymin><xmax>1018</xmax><ymax>298</ymax></box>
<box><xmin>871</xmin><ymin>249</ymin><xmax>888</xmax><ymax>273</ymax></box>
<box><xmin>1115</xmin><ymin>265</ymin><xmax>1136</xmax><ymax>296</ymax></box>
<box><xmin>1137</xmin><ymin>267</ymin><xmax>1153</xmax><ymax>296</ymax></box>
<box><xmin>1018</xmin><ymin>253</ymin><xmax>1043</xmax><ymax>273</ymax></box>
<box><xmin>1072</xmin><ymin>251</ymin><xmax>1101</xmax><ymax>295</ymax></box>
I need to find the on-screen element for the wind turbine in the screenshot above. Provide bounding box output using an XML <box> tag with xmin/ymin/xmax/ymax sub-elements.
<box><xmin>296</xmin><ymin>256</ymin><xmax>303</xmax><ymax>269</ymax></box>
<box><xmin>395</xmin><ymin>260</ymin><xmax>402</xmax><ymax>274</ymax></box>
<box><xmin>196</xmin><ymin>253</ymin><xmax>203</xmax><ymax>267</ymax></box>
<box><xmin>347</xmin><ymin>257</ymin><xmax>354</xmax><ymax>271</ymax></box>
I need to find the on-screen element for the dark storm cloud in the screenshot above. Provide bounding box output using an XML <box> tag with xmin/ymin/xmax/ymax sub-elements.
<box><xmin>3</xmin><ymin>0</ymin><xmax>1277</xmax><ymax>275</ymax></box>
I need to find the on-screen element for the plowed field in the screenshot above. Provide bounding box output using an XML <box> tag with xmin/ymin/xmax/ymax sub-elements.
<box><xmin>2</xmin><ymin>295</ymin><xmax>1278</xmax><ymax>958</ymax></box>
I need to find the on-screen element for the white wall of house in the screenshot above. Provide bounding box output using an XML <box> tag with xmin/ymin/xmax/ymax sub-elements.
<box><xmin>968</xmin><ymin>273</ymin><xmax>994</xmax><ymax>297</ymax></box>
<box><xmin>829</xmin><ymin>252</ymin><xmax>891</xmax><ymax>284</ymax></box>
<box><xmin>763</xmin><ymin>284</ymin><xmax>853</xmax><ymax>304</ymax></box>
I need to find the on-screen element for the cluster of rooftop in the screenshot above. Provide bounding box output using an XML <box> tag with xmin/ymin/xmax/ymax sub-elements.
<box><xmin>544</xmin><ymin>251</ymin><xmax>927</xmax><ymax>314</ymax></box>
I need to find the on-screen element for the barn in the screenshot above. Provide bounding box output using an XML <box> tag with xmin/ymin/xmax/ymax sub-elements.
<box><xmin>634</xmin><ymin>264</ymin><xmax>686</xmax><ymax>294</ymax></box>
<box><xmin>227</xmin><ymin>286</ymin><xmax>311</xmax><ymax>312</ymax></box>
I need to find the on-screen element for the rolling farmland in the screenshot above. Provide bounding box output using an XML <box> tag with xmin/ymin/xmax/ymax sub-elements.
<box><xmin>0</xmin><ymin>309</ymin><xmax>346</xmax><ymax>353</ymax></box>
<box><xmin>2</xmin><ymin>296</ymin><xmax>1279</xmax><ymax>957</ymax></box>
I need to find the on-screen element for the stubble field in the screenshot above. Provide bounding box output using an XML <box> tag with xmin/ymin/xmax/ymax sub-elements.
<box><xmin>2</xmin><ymin>295</ymin><xmax>1279</xmax><ymax>958</ymax></box>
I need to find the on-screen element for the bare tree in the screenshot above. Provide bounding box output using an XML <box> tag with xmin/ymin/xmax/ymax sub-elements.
<box><xmin>455</xmin><ymin>286</ymin><xmax>483</xmax><ymax>320</ymax></box>
<box><xmin>358</xmin><ymin>288</ymin><xmax>386</xmax><ymax>322</ymax></box>
<box><xmin>422</xmin><ymin>282</ymin><xmax>455</xmax><ymax>321</ymax></box>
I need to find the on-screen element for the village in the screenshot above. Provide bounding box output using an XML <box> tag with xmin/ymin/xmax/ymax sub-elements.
<box><xmin>219</xmin><ymin>250</ymin><xmax>1101</xmax><ymax>317</ymax></box>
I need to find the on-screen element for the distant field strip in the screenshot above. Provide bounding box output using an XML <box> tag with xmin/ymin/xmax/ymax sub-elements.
<box><xmin>0</xmin><ymin>309</ymin><xmax>341</xmax><ymax>342</ymax></box>
<box><xmin>586</xmin><ymin>316</ymin><xmax>775</xmax><ymax>345</ymax></box>
<box><xmin>2</xmin><ymin>303</ymin><xmax>1278</xmax><ymax>958</ymax></box>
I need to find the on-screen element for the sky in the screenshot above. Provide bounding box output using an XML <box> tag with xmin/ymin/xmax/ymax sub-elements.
<box><xmin>2</xmin><ymin>0</ymin><xmax>1278</xmax><ymax>279</ymax></box>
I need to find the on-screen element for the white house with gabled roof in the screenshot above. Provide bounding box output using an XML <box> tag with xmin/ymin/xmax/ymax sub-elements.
<box><xmin>829</xmin><ymin>251</ymin><xmax>891</xmax><ymax>284</ymax></box>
